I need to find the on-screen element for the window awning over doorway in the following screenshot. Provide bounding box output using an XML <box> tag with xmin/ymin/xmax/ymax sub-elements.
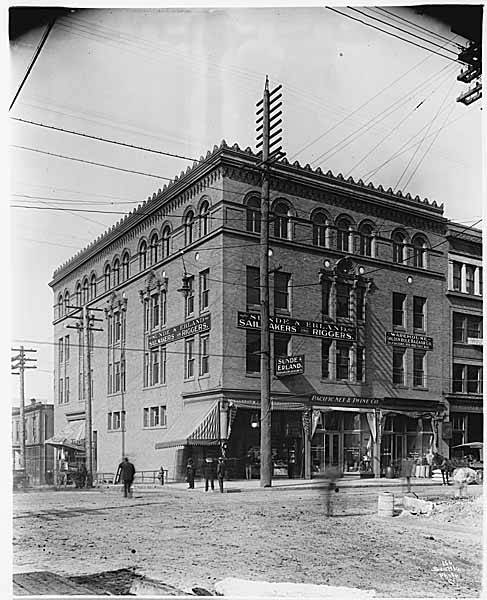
<box><xmin>44</xmin><ymin>420</ymin><xmax>85</xmax><ymax>451</ymax></box>
<box><xmin>228</xmin><ymin>399</ymin><xmax>305</xmax><ymax>411</ymax></box>
<box><xmin>155</xmin><ymin>400</ymin><xmax>220</xmax><ymax>450</ymax></box>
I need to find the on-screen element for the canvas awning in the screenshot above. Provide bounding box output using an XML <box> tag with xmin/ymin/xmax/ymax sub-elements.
<box><xmin>44</xmin><ymin>420</ymin><xmax>85</xmax><ymax>451</ymax></box>
<box><xmin>155</xmin><ymin>401</ymin><xmax>220</xmax><ymax>449</ymax></box>
<box><xmin>228</xmin><ymin>399</ymin><xmax>305</xmax><ymax>411</ymax></box>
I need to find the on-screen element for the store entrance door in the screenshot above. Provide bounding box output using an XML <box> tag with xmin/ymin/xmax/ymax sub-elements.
<box><xmin>324</xmin><ymin>432</ymin><xmax>340</xmax><ymax>469</ymax></box>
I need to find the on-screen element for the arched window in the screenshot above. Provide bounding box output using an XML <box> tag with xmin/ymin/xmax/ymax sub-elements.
<box><xmin>412</xmin><ymin>235</ymin><xmax>428</xmax><ymax>268</ymax></box>
<box><xmin>113</xmin><ymin>258</ymin><xmax>120</xmax><ymax>286</ymax></box>
<box><xmin>82</xmin><ymin>278</ymin><xmax>89</xmax><ymax>304</ymax></box>
<box><xmin>246</xmin><ymin>197</ymin><xmax>261</xmax><ymax>234</ymax></box>
<box><xmin>150</xmin><ymin>233</ymin><xmax>159</xmax><ymax>265</ymax></box>
<box><xmin>64</xmin><ymin>291</ymin><xmax>70</xmax><ymax>314</ymax></box>
<box><xmin>162</xmin><ymin>226</ymin><xmax>171</xmax><ymax>259</ymax></box>
<box><xmin>139</xmin><ymin>241</ymin><xmax>147</xmax><ymax>271</ymax></box>
<box><xmin>122</xmin><ymin>252</ymin><xmax>130</xmax><ymax>281</ymax></box>
<box><xmin>392</xmin><ymin>231</ymin><xmax>406</xmax><ymax>264</ymax></box>
<box><xmin>336</xmin><ymin>217</ymin><xmax>352</xmax><ymax>252</ymax></box>
<box><xmin>273</xmin><ymin>202</ymin><xmax>290</xmax><ymax>239</ymax></box>
<box><xmin>104</xmin><ymin>265</ymin><xmax>111</xmax><ymax>292</ymax></box>
<box><xmin>90</xmin><ymin>274</ymin><xmax>97</xmax><ymax>299</ymax></box>
<box><xmin>200</xmin><ymin>201</ymin><xmax>210</xmax><ymax>237</ymax></box>
<box><xmin>312</xmin><ymin>212</ymin><xmax>328</xmax><ymax>247</ymax></box>
<box><xmin>185</xmin><ymin>211</ymin><xmax>195</xmax><ymax>246</ymax></box>
<box><xmin>57</xmin><ymin>294</ymin><xmax>64</xmax><ymax>319</ymax></box>
<box><xmin>75</xmin><ymin>282</ymin><xmax>82</xmax><ymax>307</ymax></box>
<box><xmin>359</xmin><ymin>223</ymin><xmax>374</xmax><ymax>257</ymax></box>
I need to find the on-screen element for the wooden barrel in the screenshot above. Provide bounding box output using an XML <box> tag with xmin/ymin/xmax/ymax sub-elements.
<box><xmin>378</xmin><ymin>492</ymin><xmax>394</xmax><ymax>517</ymax></box>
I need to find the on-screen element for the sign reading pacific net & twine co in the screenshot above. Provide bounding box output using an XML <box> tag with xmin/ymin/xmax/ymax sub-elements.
<box><xmin>148</xmin><ymin>315</ymin><xmax>211</xmax><ymax>348</ymax></box>
<box><xmin>311</xmin><ymin>395</ymin><xmax>380</xmax><ymax>408</ymax></box>
<box><xmin>237</xmin><ymin>312</ymin><xmax>356</xmax><ymax>341</ymax></box>
<box><xmin>275</xmin><ymin>355</ymin><xmax>305</xmax><ymax>377</ymax></box>
<box><xmin>385</xmin><ymin>331</ymin><xmax>433</xmax><ymax>350</ymax></box>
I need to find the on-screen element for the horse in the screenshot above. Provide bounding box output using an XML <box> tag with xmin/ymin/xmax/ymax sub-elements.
<box><xmin>432</xmin><ymin>453</ymin><xmax>454</xmax><ymax>485</ymax></box>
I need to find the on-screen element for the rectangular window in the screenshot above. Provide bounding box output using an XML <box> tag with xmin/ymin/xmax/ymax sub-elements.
<box><xmin>185</xmin><ymin>276</ymin><xmax>195</xmax><ymax>317</ymax></box>
<box><xmin>65</xmin><ymin>377</ymin><xmax>70</xmax><ymax>403</ymax></box>
<box><xmin>452</xmin><ymin>414</ymin><xmax>465</xmax><ymax>447</ymax></box>
<box><xmin>246</xmin><ymin>266</ymin><xmax>260</xmax><ymax>306</ymax></box>
<box><xmin>392</xmin><ymin>348</ymin><xmax>405</xmax><ymax>385</ymax></box>
<box><xmin>108</xmin><ymin>315</ymin><xmax>113</xmax><ymax>345</ymax></box>
<box><xmin>185</xmin><ymin>338</ymin><xmax>195</xmax><ymax>378</ymax></box>
<box><xmin>274</xmin><ymin>333</ymin><xmax>290</xmax><ymax>359</ymax></box>
<box><xmin>453</xmin><ymin>313</ymin><xmax>466</xmax><ymax>342</ymax></box>
<box><xmin>336</xmin><ymin>283</ymin><xmax>350</xmax><ymax>318</ymax></box>
<box><xmin>246</xmin><ymin>331</ymin><xmax>260</xmax><ymax>373</ymax></box>
<box><xmin>114</xmin><ymin>361</ymin><xmax>121</xmax><ymax>392</ymax></box>
<box><xmin>143</xmin><ymin>353</ymin><xmax>149</xmax><ymax>387</ymax></box>
<box><xmin>453</xmin><ymin>364</ymin><xmax>465</xmax><ymax>393</ymax></box>
<box><xmin>161</xmin><ymin>291</ymin><xmax>167</xmax><ymax>326</ymax></box>
<box><xmin>108</xmin><ymin>363</ymin><xmax>113</xmax><ymax>394</ymax></box>
<box><xmin>466</xmin><ymin>265</ymin><xmax>475</xmax><ymax>294</ymax></box>
<box><xmin>467</xmin><ymin>316</ymin><xmax>482</xmax><ymax>339</ymax></box>
<box><xmin>336</xmin><ymin>344</ymin><xmax>350</xmax><ymax>380</ymax></box>
<box><xmin>452</xmin><ymin>262</ymin><xmax>462</xmax><ymax>291</ymax></box>
<box><xmin>144</xmin><ymin>405</ymin><xmax>167</xmax><ymax>428</ymax></box>
<box><xmin>58</xmin><ymin>338</ymin><xmax>64</xmax><ymax>364</ymax></box>
<box><xmin>151</xmin><ymin>349</ymin><xmax>159</xmax><ymax>385</ymax></box>
<box><xmin>151</xmin><ymin>294</ymin><xmax>160</xmax><ymax>328</ymax></box>
<box><xmin>413</xmin><ymin>296</ymin><xmax>426</xmax><ymax>330</ymax></box>
<box><xmin>59</xmin><ymin>378</ymin><xmax>63</xmax><ymax>404</ymax></box>
<box><xmin>466</xmin><ymin>365</ymin><xmax>482</xmax><ymax>394</ymax></box>
<box><xmin>356</xmin><ymin>346</ymin><xmax>365</xmax><ymax>381</ymax></box>
<box><xmin>199</xmin><ymin>335</ymin><xmax>209</xmax><ymax>375</ymax></box>
<box><xmin>274</xmin><ymin>272</ymin><xmax>290</xmax><ymax>311</ymax></box>
<box><xmin>144</xmin><ymin>299</ymin><xmax>150</xmax><ymax>332</ymax></box>
<box><xmin>392</xmin><ymin>292</ymin><xmax>406</xmax><ymax>327</ymax></box>
<box><xmin>199</xmin><ymin>270</ymin><xmax>209</xmax><ymax>312</ymax></box>
<box><xmin>114</xmin><ymin>312</ymin><xmax>121</xmax><ymax>342</ymax></box>
<box><xmin>65</xmin><ymin>335</ymin><xmax>70</xmax><ymax>361</ymax></box>
<box><xmin>356</xmin><ymin>287</ymin><xmax>365</xmax><ymax>321</ymax></box>
<box><xmin>321</xmin><ymin>341</ymin><xmax>331</xmax><ymax>378</ymax></box>
<box><xmin>413</xmin><ymin>350</ymin><xmax>425</xmax><ymax>387</ymax></box>
<box><xmin>108</xmin><ymin>410</ymin><xmax>126</xmax><ymax>431</ymax></box>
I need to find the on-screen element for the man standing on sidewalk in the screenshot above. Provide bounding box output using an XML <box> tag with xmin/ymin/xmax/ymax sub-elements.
<box><xmin>204</xmin><ymin>457</ymin><xmax>215</xmax><ymax>492</ymax></box>
<box><xmin>116</xmin><ymin>457</ymin><xmax>136</xmax><ymax>498</ymax></box>
<box><xmin>217</xmin><ymin>457</ymin><xmax>225</xmax><ymax>493</ymax></box>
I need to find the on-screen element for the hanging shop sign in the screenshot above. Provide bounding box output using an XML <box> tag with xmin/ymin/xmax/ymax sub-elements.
<box><xmin>311</xmin><ymin>394</ymin><xmax>380</xmax><ymax>407</ymax></box>
<box><xmin>237</xmin><ymin>312</ymin><xmax>356</xmax><ymax>341</ymax></box>
<box><xmin>275</xmin><ymin>355</ymin><xmax>305</xmax><ymax>377</ymax></box>
<box><xmin>385</xmin><ymin>331</ymin><xmax>433</xmax><ymax>350</ymax></box>
<box><xmin>148</xmin><ymin>314</ymin><xmax>211</xmax><ymax>348</ymax></box>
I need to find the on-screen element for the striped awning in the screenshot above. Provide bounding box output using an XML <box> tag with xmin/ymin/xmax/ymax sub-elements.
<box><xmin>155</xmin><ymin>401</ymin><xmax>220</xmax><ymax>450</ymax></box>
<box><xmin>228</xmin><ymin>398</ymin><xmax>305</xmax><ymax>411</ymax></box>
<box><xmin>45</xmin><ymin>420</ymin><xmax>85</xmax><ymax>451</ymax></box>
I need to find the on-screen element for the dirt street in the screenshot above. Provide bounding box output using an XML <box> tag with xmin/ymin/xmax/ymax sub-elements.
<box><xmin>13</xmin><ymin>483</ymin><xmax>482</xmax><ymax>598</ymax></box>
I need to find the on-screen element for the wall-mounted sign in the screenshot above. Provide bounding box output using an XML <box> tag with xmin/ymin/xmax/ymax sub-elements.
<box><xmin>310</xmin><ymin>394</ymin><xmax>380</xmax><ymax>407</ymax></box>
<box><xmin>237</xmin><ymin>312</ymin><xmax>356</xmax><ymax>341</ymax></box>
<box><xmin>467</xmin><ymin>338</ymin><xmax>483</xmax><ymax>346</ymax></box>
<box><xmin>148</xmin><ymin>314</ymin><xmax>211</xmax><ymax>348</ymax></box>
<box><xmin>275</xmin><ymin>355</ymin><xmax>305</xmax><ymax>377</ymax></box>
<box><xmin>385</xmin><ymin>331</ymin><xmax>433</xmax><ymax>350</ymax></box>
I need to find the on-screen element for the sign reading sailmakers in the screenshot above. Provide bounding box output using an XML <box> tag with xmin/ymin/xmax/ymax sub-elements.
<box><xmin>237</xmin><ymin>312</ymin><xmax>356</xmax><ymax>341</ymax></box>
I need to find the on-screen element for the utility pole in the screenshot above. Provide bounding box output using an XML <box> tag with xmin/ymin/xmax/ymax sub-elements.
<box><xmin>66</xmin><ymin>304</ymin><xmax>103</xmax><ymax>487</ymax></box>
<box><xmin>11</xmin><ymin>346</ymin><xmax>37</xmax><ymax>474</ymax></box>
<box><xmin>256</xmin><ymin>76</ymin><xmax>285</xmax><ymax>487</ymax></box>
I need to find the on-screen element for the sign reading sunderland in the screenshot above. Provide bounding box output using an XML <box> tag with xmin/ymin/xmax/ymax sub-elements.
<box><xmin>385</xmin><ymin>331</ymin><xmax>433</xmax><ymax>350</ymax></box>
<box><xmin>149</xmin><ymin>315</ymin><xmax>211</xmax><ymax>348</ymax></box>
<box><xmin>237</xmin><ymin>312</ymin><xmax>356</xmax><ymax>341</ymax></box>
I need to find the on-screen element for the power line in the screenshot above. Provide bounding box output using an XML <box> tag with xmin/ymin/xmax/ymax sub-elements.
<box><xmin>326</xmin><ymin>7</ymin><xmax>463</xmax><ymax>64</ymax></box>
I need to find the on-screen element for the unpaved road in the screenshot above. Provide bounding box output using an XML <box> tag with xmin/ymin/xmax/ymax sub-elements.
<box><xmin>13</xmin><ymin>484</ymin><xmax>482</xmax><ymax>597</ymax></box>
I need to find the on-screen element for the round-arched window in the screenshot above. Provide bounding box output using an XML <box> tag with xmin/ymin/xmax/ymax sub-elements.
<box><xmin>150</xmin><ymin>233</ymin><xmax>159</xmax><ymax>265</ymax></box>
<box><xmin>336</xmin><ymin>217</ymin><xmax>352</xmax><ymax>252</ymax></box>
<box><xmin>273</xmin><ymin>202</ymin><xmax>290</xmax><ymax>239</ymax></box>
<box><xmin>359</xmin><ymin>223</ymin><xmax>374</xmax><ymax>257</ymax></box>
<box><xmin>392</xmin><ymin>231</ymin><xmax>406</xmax><ymax>264</ymax></box>
<box><xmin>122</xmin><ymin>252</ymin><xmax>130</xmax><ymax>281</ymax></box>
<box><xmin>90</xmin><ymin>273</ymin><xmax>97</xmax><ymax>299</ymax></box>
<box><xmin>104</xmin><ymin>265</ymin><xmax>111</xmax><ymax>291</ymax></box>
<box><xmin>412</xmin><ymin>235</ymin><xmax>428</xmax><ymax>268</ymax></box>
<box><xmin>312</xmin><ymin>212</ymin><xmax>328</xmax><ymax>247</ymax></box>
<box><xmin>246</xmin><ymin>197</ymin><xmax>261</xmax><ymax>234</ymax></box>
<box><xmin>139</xmin><ymin>241</ymin><xmax>147</xmax><ymax>272</ymax></box>
<box><xmin>185</xmin><ymin>211</ymin><xmax>195</xmax><ymax>246</ymax></box>
<box><xmin>162</xmin><ymin>226</ymin><xmax>171</xmax><ymax>259</ymax></box>
<box><xmin>200</xmin><ymin>201</ymin><xmax>210</xmax><ymax>237</ymax></box>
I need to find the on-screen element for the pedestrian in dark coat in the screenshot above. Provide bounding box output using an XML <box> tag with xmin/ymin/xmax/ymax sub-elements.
<box><xmin>116</xmin><ymin>457</ymin><xmax>136</xmax><ymax>498</ymax></box>
<box><xmin>203</xmin><ymin>457</ymin><xmax>215</xmax><ymax>491</ymax></box>
<box><xmin>186</xmin><ymin>458</ymin><xmax>195</xmax><ymax>489</ymax></box>
<box><xmin>287</xmin><ymin>450</ymin><xmax>297</xmax><ymax>479</ymax></box>
<box><xmin>217</xmin><ymin>457</ymin><xmax>225</xmax><ymax>493</ymax></box>
<box><xmin>400</xmin><ymin>457</ymin><xmax>415</xmax><ymax>493</ymax></box>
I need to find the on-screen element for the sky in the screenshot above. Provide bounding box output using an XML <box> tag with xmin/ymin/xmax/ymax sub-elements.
<box><xmin>8</xmin><ymin>4</ymin><xmax>484</xmax><ymax>405</ymax></box>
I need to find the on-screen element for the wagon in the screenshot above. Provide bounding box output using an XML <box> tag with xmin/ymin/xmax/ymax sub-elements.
<box><xmin>452</xmin><ymin>442</ymin><xmax>483</xmax><ymax>484</ymax></box>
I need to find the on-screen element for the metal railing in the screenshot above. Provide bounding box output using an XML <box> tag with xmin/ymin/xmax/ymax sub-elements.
<box><xmin>95</xmin><ymin>470</ymin><xmax>168</xmax><ymax>486</ymax></box>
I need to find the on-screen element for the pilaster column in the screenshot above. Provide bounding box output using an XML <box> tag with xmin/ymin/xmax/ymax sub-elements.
<box><xmin>330</xmin><ymin>277</ymin><xmax>337</xmax><ymax>379</ymax></box>
<box><xmin>373</xmin><ymin>410</ymin><xmax>382</xmax><ymax>478</ymax></box>
<box><xmin>461</xmin><ymin>263</ymin><xmax>467</xmax><ymax>293</ymax></box>
<box><xmin>474</xmin><ymin>266</ymin><xmax>481</xmax><ymax>295</ymax></box>
<box><xmin>324</xmin><ymin>220</ymin><xmax>330</xmax><ymax>248</ymax></box>
<box><xmin>348</xmin><ymin>227</ymin><xmax>354</xmax><ymax>254</ymax></box>
<box><xmin>350</xmin><ymin>280</ymin><xmax>357</xmax><ymax>383</ymax></box>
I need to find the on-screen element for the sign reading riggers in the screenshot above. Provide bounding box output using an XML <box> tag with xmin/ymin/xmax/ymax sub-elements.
<box><xmin>148</xmin><ymin>315</ymin><xmax>211</xmax><ymax>348</ymax></box>
<box><xmin>275</xmin><ymin>355</ymin><xmax>305</xmax><ymax>377</ymax></box>
<box><xmin>237</xmin><ymin>312</ymin><xmax>356</xmax><ymax>341</ymax></box>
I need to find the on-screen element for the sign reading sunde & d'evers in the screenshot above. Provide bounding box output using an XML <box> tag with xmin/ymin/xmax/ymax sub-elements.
<box><xmin>275</xmin><ymin>355</ymin><xmax>305</xmax><ymax>377</ymax></box>
<box><xmin>385</xmin><ymin>331</ymin><xmax>433</xmax><ymax>350</ymax></box>
<box><xmin>237</xmin><ymin>312</ymin><xmax>356</xmax><ymax>341</ymax></box>
<box><xmin>149</xmin><ymin>315</ymin><xmax>211</xmax><ymax>348</ymax></box>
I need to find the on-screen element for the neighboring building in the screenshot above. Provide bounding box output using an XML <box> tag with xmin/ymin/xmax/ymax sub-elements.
<box><xmin>49</xmin><ymin>141</ymin><xmax>476</xmax><ymax>480</ymax></box>
<box><xmin>12</xmin><ymin>399</ymin><xmax>55</xmax><ymax>485</ymax></box>
<box><xmin>444</xmin><ymin>222</ymin><xmax>483</xmax><ymax>452</ymax></box>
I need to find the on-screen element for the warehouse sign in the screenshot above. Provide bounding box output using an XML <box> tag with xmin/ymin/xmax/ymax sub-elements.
<box><xmin>237</xmin><ymin>312</ymin><xmax>356</xmax><ymax>341</ymax></box>
<box><xmin>275</xmin><ymin>355</ymin><xmax>305</xmax><ymax>377</ymax></box>
<box><xmin>385</xmin><ymin>331</ymin><xmax>433</xmax><ymax>350</ymax></box>
<box><xmin>311</xmin><ymin>395</ymin><xmax>380</xmax><ymax>407</ymax></box>
<box><xmin>148</xmin><ymin>314</ymin><xmax>211</xmax><ymax>348</ymax></box>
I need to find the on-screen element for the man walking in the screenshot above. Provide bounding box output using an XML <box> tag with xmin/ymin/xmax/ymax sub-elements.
<box><xmin>186</xmin><ymin>458</ymin><xmax>195</xmax><ymax>489</ymax></box>
<box><xmin>116</xmin><ymin>457</ymin><xmax>136</xmax><ymax>498</ymax></box>
<box><xmin>217</xmin><ymin>457</ymin><xmax>225</xmax><ymax>493</ymax></box>
<box><xmin>203</xmin><ymin>457</ymin><xmax>215</xmax><ymax>492</ymax></box>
